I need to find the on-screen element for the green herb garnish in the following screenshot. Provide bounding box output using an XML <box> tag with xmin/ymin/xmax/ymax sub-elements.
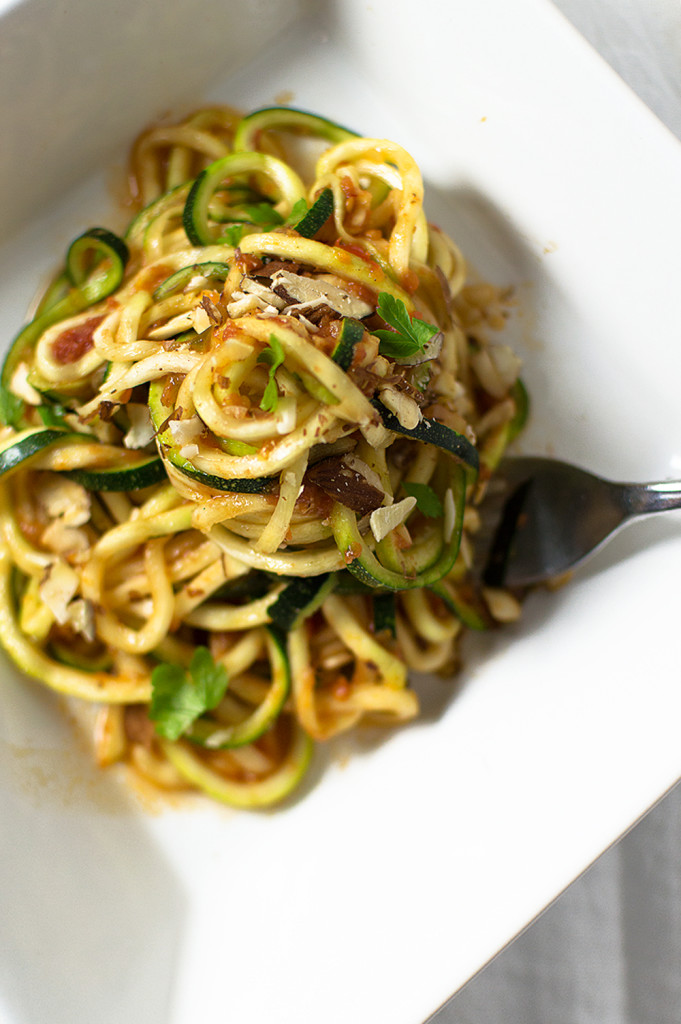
<box><xmin>220</xmin><ymin>198</ymin><xmax>310</xmax><ymax>247</ymax></box>
<box><xmin>223</xmin><ymin>223</ymin><xmax>245</xmax><ymax>247</ymax></box>
<box><xmin>37</xmin><ymin>402</ymin><xmax>70</xmax><ymax>428</ymax></box>
<box><xmin>401</xmin><ymin>481</ymin><xmax>443</xmax><ymax>518</ymax></box>
<box><xmin>150</xmin><ymin>647</ymin><xmax>229</xmax><ymax>741</ymax></box>
<box><xmin>258</xmin><ymin>334</ymin><xmax>286</xmax><ymax>412</ymax></box>
<box><xmin>238</xmin><ymin>202</ymin><xmax>285</xmax><ymax>228</ymax></box>
<box><xmin>0</xmin><ymin>385</ymin><xmax>22</xmax><ymax>427</ymax></box>
<box><xmin>287</xmin><ymin>198</ymin><xmax>310</xmax><ymax>224</ymax></box>
<box><xmin>373</xmin><ymin>293</ymin><xmax>438</xmax><ymax>359</ymax></box>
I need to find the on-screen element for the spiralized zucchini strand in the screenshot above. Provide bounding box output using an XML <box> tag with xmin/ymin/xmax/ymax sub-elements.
<box><xmin>0</xmin><ymin>103</ymin><xmax>525</xmax><ymax>809</ymax></box>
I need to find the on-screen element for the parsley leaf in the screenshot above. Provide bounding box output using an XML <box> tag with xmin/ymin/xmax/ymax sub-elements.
<box><xmin>0</xmin><ymin>385</ymin><xmax>22</xmax><ymax>427</ymax></box>
<box><xmin>258</xmin><ymin>334</ymin><xmax>285</xmax><ymax>412</ymax></box>
<box><xmin>401</xmin><ymin>481</ymin><xmax>443</xmax><ymax>518</ymax></box>
<box><xmin>238</xmin><ymin>202</ymin><xmax>285</xmax><ymax>228</ymax></box>
<box><xmin>150</xmin><ymin>647</ymin><xmax>229</xmax><ymax>741</ymax></box>
<box><xmin>37</xmin><ymin>402</ymin><xmax>70</xmax><ymax>428</ymax></box>
<box><xmin>286</xmin><ymin>198</ymin><xmax>310</xmax><ymax>224</ymax></box>
<box><xmin>373</xmin><ymin>293</ymin><xmax>439</xmax><ymax>359</ymax></box>
<box><xmin>221</xmin><ymin>199</ymin><xmax>308</xmax><ymax>246</ymax></box>
<box><xmin>223</xmin><ymin>223</ymin><xmax>245</xmax><ymax>247</ymax></box>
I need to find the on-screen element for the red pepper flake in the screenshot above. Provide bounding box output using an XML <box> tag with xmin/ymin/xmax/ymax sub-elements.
<box><xmin>343</xmin><ymin>542</ymin><xmax>362</xmax><ymax>565</ymax></box>
<box><xmin>52</xmin><ymin>315</ymin><xmax>105</xmax><ymax>365</ymax></box>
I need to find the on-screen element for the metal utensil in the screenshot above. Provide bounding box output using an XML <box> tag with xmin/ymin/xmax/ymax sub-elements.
<box><xmin>478</xmin><ymin>456</ymin><xmax>681</xmax><ymax>588</ymax></box>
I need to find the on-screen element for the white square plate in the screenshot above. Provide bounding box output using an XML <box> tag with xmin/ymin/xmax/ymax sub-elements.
<box><xmin>2</xmin><ymin>1</ymin><xmax>681</xmax><ymax>1022</ymax></box>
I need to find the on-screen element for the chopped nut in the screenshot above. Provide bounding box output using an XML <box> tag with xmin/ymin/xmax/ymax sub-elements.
<box><xmin>41</xmin><ymin>521</ymin><xmax>91</xmax><ymax>557</ymax></box>
<box><xmin>200</xmin><ymin>294</ymin><xmax>224</xmax><ymax>325</ymax></box>
<box><xmin>9</xmin><ymin>362</ymin><xmax>42</xmax><ymax>405</ymax></box>
<box><xmin>482</xmin><ymin>586</ymin><xmax>522</xmax><ymax>623</ymax></box>
<box><xmin>123</xmin><ymin>403</ymin><xmax>156</xmax><ymax>449</ymax></box>
<box><xmin>168</xmin><ymin>416</ymin><xmax>203</xmax><ymax>446</ymax></box>
<box><xmin>191</xmin><ymin>306</ymin><xmax>212</xmax><ymax>334</ymax></box>
<box><xmin>379</xmin><ymin>386</ymin><xmax>423</xmax><ymax>430</ymax></box>
<box><xmin>369</xmin><ymin>497</ymin><xmax>417</xmax><ymax>543</ymax></box>
<box><xmin>65</xmin><ymin>598</ymin><xmax>96</xmax><ymax>642</ymax></box>
<box><xmin>39</xmin><ymin>560</ymin><xmax>80</xmax><ymax>624</ymax></box>
<box><xmin>226</xmin><ymin>291</ymin><xmax>280</xmax><ymax>318</ymax></box>
<box><xmin>179</xmin><ymin>442</ymin><xmax>200</xmax><ymax>459</ymax></box>
<box><xmin>241</xmin><ymin>278</ymin><xmax>287</xmax><ymax>309</ymax></box>
<box><xmin>147</xmin><ymin>311</ymin><xmax>195</xmax><ymax>339</ymax></box>
<box><xmin>270</xmin><ymin>270</ymin><xmax>373</xmax><ymax>319</ymax></box>
<box><xmin>39</xmin><ymin>476</ymin><xmax>91</xmax><ymax>526</ymax></box>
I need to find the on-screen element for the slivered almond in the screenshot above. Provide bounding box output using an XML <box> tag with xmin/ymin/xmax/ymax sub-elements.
<box><xmin>369</xmin><ymin>496</ymin><xmax>417</xmax><ymax>543</ymax></box>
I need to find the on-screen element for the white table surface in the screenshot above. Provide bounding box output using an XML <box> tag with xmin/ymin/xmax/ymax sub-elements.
<box><xmin>433</xmin><ymin>2</ymin><xmax>681</xmax><ymax>1021</ymax></box>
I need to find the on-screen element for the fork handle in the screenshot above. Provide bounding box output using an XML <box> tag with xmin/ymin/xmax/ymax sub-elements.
<box><xmin>623</xmin><ymin>481</ymin><xmax>681</xmax><ymax>516</ymax></box>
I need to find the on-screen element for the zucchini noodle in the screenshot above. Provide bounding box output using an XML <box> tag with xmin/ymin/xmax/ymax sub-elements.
<box><xmin>0</xmin><ymin>104</ymin><xmax>528</xmax><ymax>810</ymax></box>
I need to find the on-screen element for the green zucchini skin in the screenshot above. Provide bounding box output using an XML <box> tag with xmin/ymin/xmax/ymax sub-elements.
<box><xmin>183</xmin><ymin>152</ymin><xmax>306</xmax><ymax>247</ymax></box>
<box><xmin>372</xmin><ymin>592</ymin><xmax>397</xmax><ymax>637</ymax></box>
<box><xmin>0</xmin><ymin>425</ymin><xmax>166</xmax><ymax>492</ymax></box>
<box><xmin>65</xmin><ymin>455</ymin><xmax>167</xmax><ymax>492</ymax></box>
<box><xmin>507</xmin><ymin>378</ymin><xmax>529</xmax><ymax>441</ymax></box>
<box><xmin>0</xmin><ymin>227</ymin><xmax>129</xmax><ymax>428</ymax></box>
<box><xmin>268</xmin><ymin>573</ymin><xmax>337</xmax><ymax>631</ymax></box>
<box><xmin>0</xmin><ymin>427</ymin><xmax>76</xmax><ymax>477</ymax></box>
<box><xmin>49</xmin><ymin>641</ymin><xmax>113</xmax><ymax>672</ymax></box>
<box><xmin>148</xmin><ymin>378</ymin><xmax>276</xmax><ymax>494</ymax></box>
<box><xmin>330</xmin><ymin>462</ymin><xmax>468</xmax><ymax>591</ymax></box>
<box><xmin>211</xmin><ymin>571</ymin><xmax>273</xmax><ymax>603</ymax></box>
<box><xmin>293</xmin><ymin>188</ymin><xmax>334</xmax><ymax>239</ymax></box>
<box><xmin>372</xmin><ymin>399</ymin><xmax>479</xmax><ymax>475</ymax></box>
<box><xmin>428</xmin><ymin>581</ymin><xmax>489</xmax><ymax>631</ymax></box>
<box><xmin>152</xmin><ymin>261</ymin><xmax>231</xmax><ymax>301</ymax></box>
<box><xmin>233</xmin><ymin>107</ymin><xmax>357</xmax><ymax>153</ymax></box>
<box><xmin>160</xmin><ymin>719</ymin><xmax>313</xmax><ymax>809</ymax></box>
<box><xmin>125</xmin><ymin>183</ymin><xmax>191</xmax><ymax>248</ymax></box>
<box><xmin>166</xmin><ymin>459</ymin><xmax>276</xmax><ymax>494</ymax></box>
<box><xmin>66</xmin><ymin>227</ymin><xmax>129</xmax><ymax>303</ymax></box>
<box><xmin>331</xmin><ymin>318</ymin><xmax>364</xmax><ymax>371</ymax></box>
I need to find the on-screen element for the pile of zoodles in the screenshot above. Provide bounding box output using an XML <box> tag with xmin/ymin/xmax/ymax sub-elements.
<box><xmin>0</xmin><ymin>105</ymin><xmax>527</xmax><ymax>808</ymax></box>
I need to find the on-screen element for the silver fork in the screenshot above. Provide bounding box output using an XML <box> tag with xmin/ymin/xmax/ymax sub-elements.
<box><xmin>477</xmin><ymin>456</ymin><xmax>681</xmax><ymax>588</ymax></box>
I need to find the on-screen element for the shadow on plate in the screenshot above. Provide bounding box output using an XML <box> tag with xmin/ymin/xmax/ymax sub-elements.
<box><xmin>0</xmin><ymin>677</ymin><xmax>188</xmax><ymax>1024</ymax></box>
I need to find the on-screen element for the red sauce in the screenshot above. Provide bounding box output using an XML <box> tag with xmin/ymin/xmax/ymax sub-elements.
<box><xmin>139</xmin><ymin>264</ymin><xmax>173</xmax><ymax>293</ymax></box>
<box><xmin>400</xmin><ymin>268</ymin><xmax>420</xmax><ymax>294</ymax></box>
<box><xmin>334</xmin><ymin>239</ymin><xmax>378</xmax><ymax>267</ymax></box>
<box><xmin>52</xmin><ymin>315</ymin><xmax>105</xmax><ymax>365</ymax></box>
<box><xmin>343</xmin><ymin>278</ymin><xmax>377</xmax><ymax>307</ymax></box>
<box><xmin>340</xmin><ymin>177</ymin><xmax>358</xmax><ymax>200</ymax></box>
<box><xmin>295</xmin><ymin>482</ymin><xmax>334</xmax><ymax>519</ymax></box>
